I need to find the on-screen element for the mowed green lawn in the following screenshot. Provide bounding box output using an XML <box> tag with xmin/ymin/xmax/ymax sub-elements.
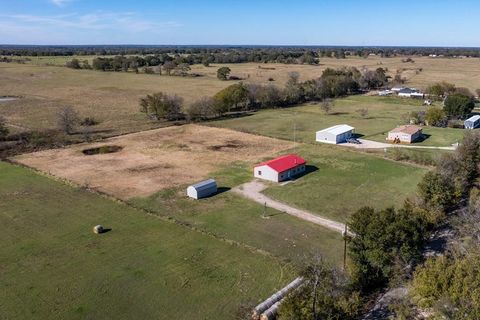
<box><xmin>262</xmin><ymin>144</ymin><xmax>429</xmax><ymax>223</ymax></box>
<box><xmin>209</xmin><ymin>96</ymin><xmax>465</xmax><ymax>147</ymax></box>
<box><xmin>0</xmin><ymin>162</ymin><xmax>292</xmax><ymax>320</ymax></box>
<box><xmin>130</xmin><ymin>162</ymin><xmax>345</xmax><ymax>267</ymax></box>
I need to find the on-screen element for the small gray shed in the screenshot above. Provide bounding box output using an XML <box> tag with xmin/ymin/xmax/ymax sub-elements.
<box><xmin>464</xmin><ymin>115</ymin><xmax>480</xmax><ymax>129</ymax></box>
<box><xmin>187</xmin><ymin>179</ymin><xmax>217</xmax><ymax>199</ymax></box>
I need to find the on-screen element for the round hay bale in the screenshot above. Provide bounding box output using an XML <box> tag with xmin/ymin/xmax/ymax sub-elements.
<box><xmin>93</xmin><ymin>225</ymin><xmax>104</xmax><ymax>234</ymax></box>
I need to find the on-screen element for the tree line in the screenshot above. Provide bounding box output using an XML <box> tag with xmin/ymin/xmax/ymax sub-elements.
<box><xmin>4</xmin><ymin>45</ymin><xmax>480</xmax><ymax>60</ymax></box>
<box><xmin>139</xmin><ymin>67</ymin><xmax>388</xmax><ymax>122</ymax></box>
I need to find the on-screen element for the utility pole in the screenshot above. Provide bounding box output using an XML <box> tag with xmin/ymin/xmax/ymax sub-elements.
<box><xmin>262</xmin><ymin>201</ymin><xmax>267</xmax><ymax>218</ymax></box>
<box><xmin>343</xmin><ymin>224</ymin><xmax>348</xmax><ymax>271</ymax></box>
<box><xmin>293</xmin><ymin>111</ymin><xmax>297</xmax><ymax>153</ymax></box>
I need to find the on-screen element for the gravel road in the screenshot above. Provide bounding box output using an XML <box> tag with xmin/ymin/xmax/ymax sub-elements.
<box><xmin>233</xmin><ymin>180</ymin><xmax>347</xmax><ymax>234</ymax></box>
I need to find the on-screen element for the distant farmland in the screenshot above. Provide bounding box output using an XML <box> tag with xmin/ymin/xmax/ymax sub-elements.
<box><xmin>1</xmin><ymin>56</ymin><xmax>480</xmax><ymax>136</ymax></box>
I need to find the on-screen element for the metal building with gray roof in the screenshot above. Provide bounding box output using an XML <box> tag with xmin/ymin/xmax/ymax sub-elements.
<box><xmin>187</xmin><ymin>179</ymin><xmax>217</xmax><ymax>199</ymax></box>
<box><xmin>316</xmin><ymin>124</ymin><xmax>355</xmax><ymax>144</ymax></box>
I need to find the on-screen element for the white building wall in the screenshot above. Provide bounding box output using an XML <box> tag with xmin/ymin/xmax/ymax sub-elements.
<box><xmin>388</xmin><ymin>132</ymin><xmax>413</xmax><ymax>143</ymax></box>
<box><xmin>254</xmin><ymin>164</ymin><xmax>306</xmax><ymax>182</ymax></box>
<box><xmin>187</xmin><ymin>186</ymin><xmax>199</xmax><ymax>199</ymax></box>
<box><xmin>316</xmin><ymin>130</ymin><xmax>353</xmax><ymax>144</ymax></box>
<box><xmin>254</xmin><ymin>165</ymin><xmax>279</xmax><ymax>182</ymax></box>
<box><xmin>316</xmin><ymin>131</ymin><xmax>337</xmax><ymax>144</ymax></box>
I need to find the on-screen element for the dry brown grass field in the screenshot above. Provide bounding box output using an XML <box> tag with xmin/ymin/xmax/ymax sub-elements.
<box><xmin>13</xmin><ymin>124</ymin><xmax>293</xmax><ymax>199</ymax></box>
<box><xmin>1</xmin><ymin>56</ymin><xmax>480</xmax><ymax>136</ymax></box>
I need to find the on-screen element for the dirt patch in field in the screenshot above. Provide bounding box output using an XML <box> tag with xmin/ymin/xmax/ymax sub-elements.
<box><xmin>13</xmin><ymin>125</ymin><xmax>293</xmax><ymax>199</ymax></box>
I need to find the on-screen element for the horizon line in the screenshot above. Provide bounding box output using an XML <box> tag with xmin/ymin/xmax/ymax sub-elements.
<box><xmin>2</xmin><ymin>44</ymin><xmax>480</xmax><ymax>49</ymax></box>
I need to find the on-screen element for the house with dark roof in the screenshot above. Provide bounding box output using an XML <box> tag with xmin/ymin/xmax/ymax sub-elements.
<box><xmin>254</xmin><ymin>154</ymin><xmax>306</xmax><ymax>182</ymax></box>
<box><xmin>398</xmin><ymin>88</ymin><xmax>425</xmax><ymax>98</ymax></box>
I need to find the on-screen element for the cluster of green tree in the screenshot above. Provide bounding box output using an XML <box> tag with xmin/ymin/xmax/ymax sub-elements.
<box><xmin>139</xmin><ymin>93</ymin><xmax>184</xmax><ymax>121</ymax></box>
<box><xmin>410</xmin><ymin>140</ymin><xmax>480</xmax><ymax>318</ymax></box>
<box><xmin>406</xmin><ymin>82</ymin><xmax>478</xmax><ymax>128</ymax></box>
<box><xmin>279</xmin><ymin>258</ymin><xmax>362</xmax><ymax>320</ymax></box>
<box><xmin>426</xmin><ymin>81</ymin><xmax>478</xmax><ymax>100</ymax></box>
<box><xmin>81</xmin><ymin>56</ymin><xmax>193</xmax><ymax>76</ymax></box>
<box><xmin>348</xmin><ymin>204</ymin><xmax>429</xmax><ymax>292</ymax></box>
<box><xmin>4</xmin><ymin>45</ymin><xmax>480</xmax><ymax>59</ymax></box>
<box><xmin>412</xmin><ymin>254</ymin><xmax>480</xmax><ymax>319</ymax></box>
<box><xmin>278</xmin><ymin>131</ymin><xmax>480</xmax><ymax>319</ymax></box>
<box><xmin>139</xmin><ymin>67</ymin><xmax>388</xmax><ymax>122</ymax></box>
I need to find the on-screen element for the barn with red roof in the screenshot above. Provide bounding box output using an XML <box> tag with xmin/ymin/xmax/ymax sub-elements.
<box><xmin>254</xmin><ymin>154</ymin><xmax>306</xmax><ymax>182</ymax></box>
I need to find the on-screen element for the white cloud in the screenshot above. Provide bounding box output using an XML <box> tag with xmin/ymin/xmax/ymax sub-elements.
<box><xmin>4</xmin><ymin>11</ymin><xmax>181</xmax><ymax>32</ymax></box>
<box><xmin>51</xmin><ymin>0</ymin><xmax>72</xmax><ymax>7</ymax></box>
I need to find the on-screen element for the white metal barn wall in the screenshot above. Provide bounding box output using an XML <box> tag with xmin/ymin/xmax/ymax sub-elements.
<box><xmin>254</xmin><ymin>165</ymin><xmax>279</xmax><ymax>182</ymax></box>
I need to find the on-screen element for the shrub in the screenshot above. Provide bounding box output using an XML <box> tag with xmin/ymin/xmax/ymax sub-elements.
<box><xmin>417</xmin><ymin>171</ymin><xmax>457</xmax><ymax>214</ymax></box>
<box><xmin>66</xmin><ymin>58</ymin><xmax>81</xmax><ymax>69</ymax></box>
<box><xmin>139</xmin><ymin>92</ymin><xmax>184</xmax><ymax>121</ymax></box>
<box><xmin>213</xmin><ymin>83</ymin><xmax>249</xmax><ymax>114</ymax></box>
<box><xmin>426</xmin><ymin>81</ymin><xmax>456</xmax><ymax>98</ymax></box>
<box><xmin>356</xmin><ymin>108</ymin><xmax>369</xmax><ymax>119</ymax></box>
<box><xmin>0</xmin><ymin>116</ymin><xmax>9</xmax><ymax>139</ymax></box>
<box><xmin>185</xmin><ymin>97</ymin><xmax>215</xmax><ymax>121</ymax></box>
<box><xmin>425</xmin><ymin>107</ymin><xmax>446</xmax><ymax>127</ymax></box>
<box><xmin>144</xmin><ymin>67</ymin><xmax>155</xmax><ymax>74</ymax></box>
<box><xmin>80</xmin><ymin>117</ymin><xmax>99</xmax><ymax>126</ymax></box>
<box><xmin>216</xmin><ymin>67</ymin><xmax>231</xmax><ymax>80</ymax></box>
<box><xmin>387</xmin><ymin>148</ymin><xmax>438</xmax><ymax>166</ymax></box>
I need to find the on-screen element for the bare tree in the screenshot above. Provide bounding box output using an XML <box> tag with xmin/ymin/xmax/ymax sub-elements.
<box><xmin>245</xmin><ymin>83</ymin><xmax>262</xmax><ymax>109</ymax></box>
<box><xmin>57</xmin><ymin>106</ymin><xmax>79</xmax><ymax>134</ymax></box>
<box><xmin>320</xmin><ymin>98</ymin><xmax>335</xmax><ymax>114</ymax></box>
<box><xmin>356</xmin><ymin>108</ymin><xmax>369</xmax><ymax>119</ymax></box>
<box><xmin>0</xmin><ymin>116</ymin><xmax>9</xmax><ymax>139</ymax></box>
<box><xmin>174</xmin><ymin>63</ymin><xmax>191</xmax><ymax>77</ymax></box>
<box><xmin>185</xmin><ymin>97</ymin><xmax>215</xmax><ymax>121</ymax></box>
<box><xmin>162</xmin><ymin>61</ymin><xmax>177</xmax><ymax>76</ymax></box>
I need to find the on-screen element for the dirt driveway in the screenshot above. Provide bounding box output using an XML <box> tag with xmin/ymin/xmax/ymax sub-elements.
<box><xmin>340</xmin><ymin>139</ymin><xmax>457</xmax><ymax>150</ymax></box>
<box><xmin>233</xmin><ymin>180</ymin><xmax>347</xmax><ymax>234</ymax></box>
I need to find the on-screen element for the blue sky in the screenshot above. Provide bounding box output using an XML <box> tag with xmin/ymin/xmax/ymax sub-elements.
<box><xmin>1</xmin><ymin>0</ymin><xmax>479</xmax><ymax>46</ymax></box>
